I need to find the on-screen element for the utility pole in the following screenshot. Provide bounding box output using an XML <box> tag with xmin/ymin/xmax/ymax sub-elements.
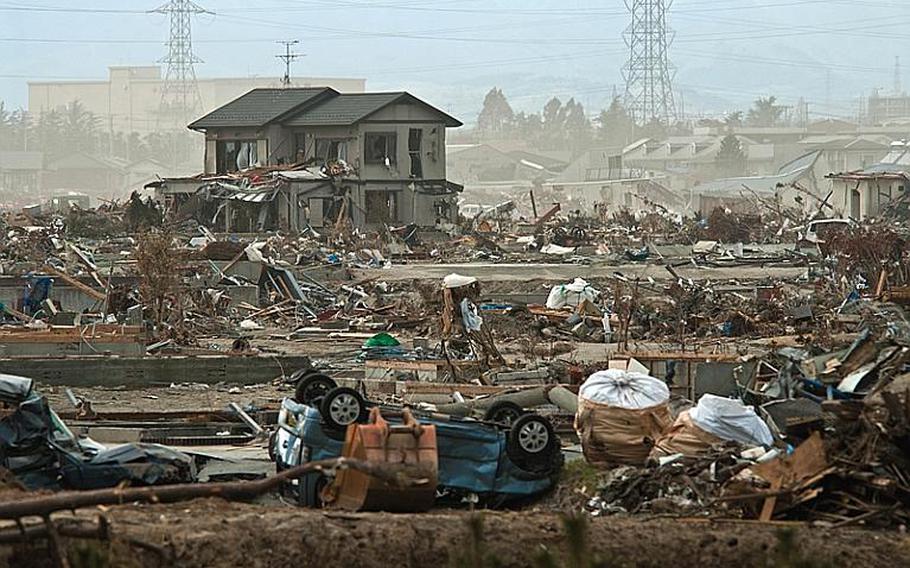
<box><xmin>276</xmin><ymin>40</ymin><xmax>305</xmax><ymax>87</ymax></box>
<box><xmin>152</xmin><ymin>0</ymin><xmax>207</xmax><ymax>129</ymax></box>
<box><xmin>622</xmin><ymin>0</ymin><xmax>677</xmax><ymax>126</ymax></box>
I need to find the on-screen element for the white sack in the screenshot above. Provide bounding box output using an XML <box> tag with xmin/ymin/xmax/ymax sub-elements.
<box><xmin>688</xmin><ymin>394</ymin><xmax>773</xmax><ymax>447</ymax></box>
<box><xmin>579</xmin><ymin>369</ymin><xmax>670</xmax><ymax>410</ymax></box>
<box><xmin>545</xmin><ymin>277</ymin><xmax>600</xmax><ymax>309</ymax></box>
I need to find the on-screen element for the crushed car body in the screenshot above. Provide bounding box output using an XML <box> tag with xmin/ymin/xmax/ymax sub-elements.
<box><xmin>0</xmin><ymin>373</ymin><xmax>196</xmax><ymax>490</ymax></box>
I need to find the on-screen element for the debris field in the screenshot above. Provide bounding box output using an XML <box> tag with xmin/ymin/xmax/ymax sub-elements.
<box><xmin>0</xmin><ymin>187</ymin><xmax>907</xmax><ymax>567</ymax></box>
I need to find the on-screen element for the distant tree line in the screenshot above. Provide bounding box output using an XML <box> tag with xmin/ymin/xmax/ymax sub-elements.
<box><xmin>472</xmin><ymin>88</ymin><xmax>795</xmax><ymax>165</ymax></box>
<box><xmin>474</xmin><ymin>88</ymin><xmax>648</xmax><ymax>154</ymax></box>
<box><xmin>0</xmin><ymin>99</ymin><xmax>197</xmax><ymax>167</ymax></box>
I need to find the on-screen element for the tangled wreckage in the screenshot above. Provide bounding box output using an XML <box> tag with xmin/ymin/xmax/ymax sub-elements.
<box><xmin>1</xmin><ymin>92</ymin><xmax>910</xmax><ymax>566</ymax></box>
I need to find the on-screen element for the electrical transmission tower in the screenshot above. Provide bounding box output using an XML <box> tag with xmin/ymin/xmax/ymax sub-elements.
<box><xmin>894</xmin><ymin>56</ymin><xmax>902</xmax><ymax>95</ymax></box>
<box><xmin>152</xmin><ymin>0</ymin><xmax>207</xmax><ymax>128</ymax></box>
<box><xmin>622</xmin><ymin>0</ymin><xmax>677</xmax><ymax>126</ymax></box>
<box><xmin>276</xmin><ymin>40</ymin><xmax>305</xmax><ymax>87</ymax></box>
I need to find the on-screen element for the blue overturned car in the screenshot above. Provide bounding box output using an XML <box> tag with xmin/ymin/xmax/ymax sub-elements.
<box><xmin>0</xmin><ymin>373</ymin><xmax>196</xmax><ymax>490</ymax></box>
<box><xmin>271</xmin><ymin>373</ymin><xmax>563</xmax><ymax>507</ymax></box>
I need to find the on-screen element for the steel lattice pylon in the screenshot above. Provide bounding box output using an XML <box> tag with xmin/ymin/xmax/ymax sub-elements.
<box><xmin>622</xmin><ymin>0</ymin><xmax>677</xmax><ymax>126</ymax></box>
<box><xmin>153</xmin><ymin>0</ymin><xmax>206</xmax><ymax>127</ymax></box>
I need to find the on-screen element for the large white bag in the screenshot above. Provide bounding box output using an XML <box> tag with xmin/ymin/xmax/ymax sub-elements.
<box><xmin>576</xmin><ymin>370</ymin><xmax>671</xmax><ymax>466</ymax></box>
<box><xmin>579</xmin><ymin>369</ymin><xmax>670</xmax><ymax>409</ymax></box>
<box><xmin>688</xmin><ymin>394</ymin><xmax>773</xmax><ymax>447</ymax></box>
<box><xmin>545</xmin><ymin>277</ymin><xmax>600</xmax><ymax>309</ymax></box>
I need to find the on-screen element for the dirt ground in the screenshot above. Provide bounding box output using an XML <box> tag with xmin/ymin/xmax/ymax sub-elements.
<box><xmin>1</xmin><ymin>500</ymin><xmax>907</xmax><ymax>568</ymax></box>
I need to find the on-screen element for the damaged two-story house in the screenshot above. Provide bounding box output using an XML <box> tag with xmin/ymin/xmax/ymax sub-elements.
<box><xmin>151</xmin><ymin>87</ymin><xmax>463</xmax><ymax>232</ymax></box>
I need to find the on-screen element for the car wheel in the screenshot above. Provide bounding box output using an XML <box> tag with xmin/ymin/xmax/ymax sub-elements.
<box><xmin>320</xmin><ymin>387</ymin><xmax>367</xmax><ymax>431</ymax></box>
<box><xmin>507</xmin><ymin>414</ymin><xmax>558</xmax><ymax>473</ymax></box>
<box><xmin>483</xmin><ymin>401</ymin><xmax>525</xmax><ymax>426</ymax></box>
<box><xmin>300</xmin><ymin>473</ymin><xmax>329</xmax><ymax>508</ymax></box>
<box><xmin>267</xmin><ymin>429</ymin><xmax>278</xmax><ymax>462</ymax></box>
<box><xmin>294</xmin><ymin>374</ymin><xmax>337</xmax><ymax>405</ymax></box>
<box><xmin>288</xmin><ymin>367</ymin><xmax>317</xmax><ymax>383</ymax></box>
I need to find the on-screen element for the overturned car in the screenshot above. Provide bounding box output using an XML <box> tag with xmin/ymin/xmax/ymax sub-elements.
<box><xmin>272</xmin><ymin>372</ymin><xmax>563</xmax><ymax>508</ymax></box>
<box><xmin>0</xmin><ymin>374</ymin><xmax>195</xmax><ymax>490</ymax></box>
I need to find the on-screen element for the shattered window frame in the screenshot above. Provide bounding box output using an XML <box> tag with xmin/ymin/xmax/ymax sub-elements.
<box><xmin>315</xmin><ymin>138</ymin><xmax>348</xmax><ymax>165</ymax></box>
<box><xmin>364</xmin><ymin>190</ymin><xmax>398</xmax><ymax>223</ymax></box>
<box><xmin>364</xmin><ymin>132</ymin><xmax>397</xmax><ymax>165</ymax></box>
<box><xmin>216</xmin><ymin>139</ymin><xmax>261</xmax><ymax>174</ymax></box>
<box><xmin>408</xmin><ymin>128</ymin><xmax>423</xmax><ymax>178</ymax></box>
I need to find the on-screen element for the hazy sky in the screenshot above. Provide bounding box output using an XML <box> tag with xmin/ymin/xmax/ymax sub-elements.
<box><xmin>1</xmin><ymin>0</ymin><xmax>909</xmax><ymax>122</ymax></box>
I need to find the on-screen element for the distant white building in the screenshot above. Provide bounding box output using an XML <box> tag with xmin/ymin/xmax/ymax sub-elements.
<box><xmin>28</xmin><ymin>66</ymin><xmax>366</xmax><ymax>136</ymax></box>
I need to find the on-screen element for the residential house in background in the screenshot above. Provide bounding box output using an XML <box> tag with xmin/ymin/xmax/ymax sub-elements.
<box><xmin>622</xmin><ymin>135</ymin><xmax>777</xmax><ymax>188</ymax></box>
<box><xmin>446</xmin><ymin>144</ymin><xmax>567</xmax><ymax>210</ymax></box>
<box><xmin>797</xmin><ymin>134</ymin><xmax>891</xmax><ymax>174</ymax></box>
<box><xmin>0</xmin><ymin>151</ymin><xmax>43</xmax><ymax>200</ymax></box>
<box><xmin>152</xmin><ymin>87</ymin><xmax>463</xmax><ymax>231</ymax></box>
<box><xmin>543</xmin><ymin>147</ymin><xmax>682</xmax><ymax>212</ymax></box>
<box><xmin>690</xmin><ymin>150</ymin><xmax>823</xmax><ymax>214</ymax></box>
<box><xmin>447</xmin><ymin>144</ymin><xmax>562</xmax><ymax>185</ymax></box>
<box><xmin>42</xmin><ymin>152</ymin><xmax>129</xmax><ymax>197</ymax></box>
<box><xmin>826</xmin><ymin>141</ymin><xmax>910</xmax><ymax>219</ymax></box>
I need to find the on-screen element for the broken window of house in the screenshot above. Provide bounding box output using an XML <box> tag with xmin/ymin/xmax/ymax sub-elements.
<box><xmin>216</xmin><ymin>140</ymin><xmax>260</xmax><ymax>174</ymax></box>
<box><xmin>365</xmin><ymin>133</ymin><xmax>397</xmax><ymax>165</ymax></box>
<box><xmin>315</xmin><ymin>139</ymin><xmax>347</xmax><ymax>165</ymax></box>
<box><xmin>294</xmin><ymin>133</ymin><xmax>307</xmax><ymax>163</ymax></box>
<box><xmin>408</xmin><ymin>128</ymin><xmax>423</xmax><ymax>178</ymax></box>
<box><xmin>365</xmin><ymin>191</ymin><xmax>397</xmax><ymax>224</ymax></box>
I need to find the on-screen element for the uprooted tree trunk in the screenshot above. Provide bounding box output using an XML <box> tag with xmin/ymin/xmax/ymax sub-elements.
<box><xmin>0</xmin><ymin>457</ymin><xmax>431</xmax><ymax>520</ymax></box>
<box><xmin>0</xmin><ymin>458</ymin><xmax>433</xmax><ymax>568</ymax></box>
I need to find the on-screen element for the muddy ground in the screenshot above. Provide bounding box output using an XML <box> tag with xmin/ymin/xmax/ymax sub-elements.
<box><xmin>1</xmin><ymin>500</ymin><xmax>907</xmax><ymax>568</ymax></box>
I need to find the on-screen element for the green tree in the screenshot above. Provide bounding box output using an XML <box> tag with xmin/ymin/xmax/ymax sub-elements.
<box><xmin>747</xmin><ymin>96</ymin><xmax>785</xmax><ymax>127</ymax></box>
<box><xmin>563</xmin><ymin>98</ymin><xmax>592</xmax><ymax>154</ymax></box>
<box><xmin>724</xmin><ymin>111</ymin><xmax>744</xmax><ymax>129</ymax></box>
<box><xmin>513</xmin><ymin>111</ymin><xmax>542</xmax><ymax>146</ymax></box>
<box><xmin>476</xmin><ymin>87</ymin><xmax>514</xmax><ymax>138</ymax></box>
<box><xmin>0</xmin><ymin>102</ymin><xmax>11</xmax><ymax>150</ymax></box>
<box><xmin>61</xmin><ymin>99</ymin><xmax>100</xmax><ymax>154</ymax></box>
<box><xmin>715</xmin><ymin>133</ymin><xmax>747</xmax><ymax>177</ymax></box>
<box><xmin>540</xmin><ymin>97</ymin><xmax>565</xmax><ymax>149</ymax></box>
<box><xmin>596</xmin><ymin>97</ymin><xmax>636</xmax><ymax>147</ymax></box>
<box><xmin>33</xmin><ymin>108</ymin><xmax>64</xmax><ymax>157</ymax></box>
<box><xmin>0</xmin><ymin>103</ymin><xmax>31</xmax><ymax>151</ymax></box>
<box><xmin>635</xmin><ymin>117</ymin><xmax>668</xmax><ymax>141</ymax></box>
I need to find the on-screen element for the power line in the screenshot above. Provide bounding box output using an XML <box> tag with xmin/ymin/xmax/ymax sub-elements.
<box><xmin>276</xmin><ymin>40</ymin><xmax>305</xmax><ymax>86</ymax></box>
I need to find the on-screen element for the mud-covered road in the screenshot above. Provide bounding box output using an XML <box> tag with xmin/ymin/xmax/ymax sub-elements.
<box><xmin>2</xmin><ymin>500</ymin><xmax>908</xmax><ymax>567</ymax></box>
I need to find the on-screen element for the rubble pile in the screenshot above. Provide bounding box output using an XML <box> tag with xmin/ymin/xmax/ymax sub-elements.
<box><xmin>586</xmin><ymin>393</ymin><xmax>910</xmax><ymax>529</ymax></box>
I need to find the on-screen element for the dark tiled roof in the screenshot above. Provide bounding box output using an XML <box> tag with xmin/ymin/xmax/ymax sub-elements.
<box><xmin>284</xmin><ymin>92</ymin><xmax>462</xmax><ymax>127</ymax></box>
<box><xmin>189</xmin><ymin>88</ymin><xmax>335</xmax><ymax>129</ymax></box>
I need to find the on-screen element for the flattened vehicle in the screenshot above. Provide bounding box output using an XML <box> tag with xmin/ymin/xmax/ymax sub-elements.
<box><xmin>272</xmin><ymin>372</ymin><xmax>563</xmax><ymax>507</ymax></box>
<box><xmin>0</xmin><ymin>373</ymin><xmax>195</xmax><ymax>490</ymax></box>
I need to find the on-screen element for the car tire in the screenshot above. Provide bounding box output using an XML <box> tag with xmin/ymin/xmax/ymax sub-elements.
<box><xmin>506</xmin><ymin>414</ymin><xmax>559</xmax><ymax>474</ymax></box>
<box><xmin>267</xmin><ymin>429</ymin><xmax>278</xmax><ymax>462</ymax></box>
<box><xmin>300</xmin><ymin>472</ymin><xmax>329</xmax><ymax>508</ymax></box>
<box><xmin>294</xmin><ymin>374</ymin><xmax>337</xmax><ymax>405</ymax></box>
<box><xmin>483</xmin><ymin>401</ymin><xmax>525</xmax><ymax>426</ymax></box>
<box><xmin>288</xmin><ymin>367</ymin><xmax>317</xmax><ymax>384</ymax></box>
<box><xmin>319</xmin><ymin>387</ymin><xmax>368</xmax><ymax>432</ymax></box>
